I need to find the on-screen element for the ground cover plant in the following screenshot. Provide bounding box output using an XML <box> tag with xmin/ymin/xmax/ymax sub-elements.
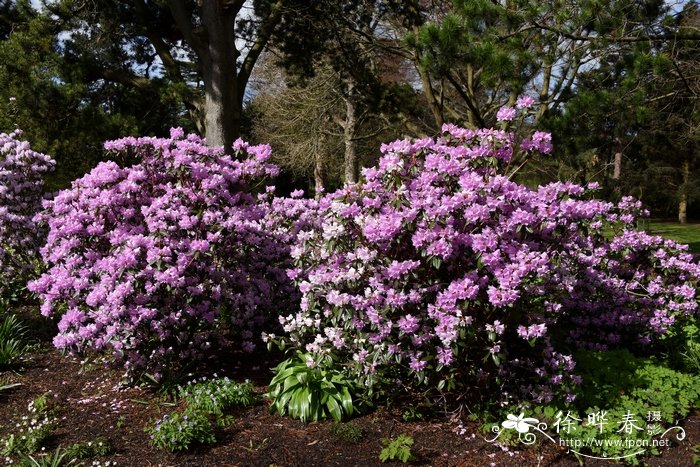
<box><xmin>0</xmin><ymin>312</ymin><xmax>29</xmax><ymax>369</ymax></box>
<box><xmin>147</xmin><ymin>376</ymin><xmax>257</xmax><ymax>452</ymax></box>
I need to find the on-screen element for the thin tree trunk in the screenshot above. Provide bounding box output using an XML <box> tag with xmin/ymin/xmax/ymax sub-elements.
<box><xmin>613</xmin><ymin>152</ymin><xmax>622</xmax><ymax>180</ymax></box>
<box><xmin>343</xmin><ymin>90</ymin><xmax>360</xmax><ymax>185</ymax></box>
<box><xmin>314</xmin><ymin>129</ymin><xmax>327</xmax><ymax>197</ymax></box>
<box><xmin>679</xmin><ymin>158</ymin><xmax>689</xmax><ymax>224</ymax></box>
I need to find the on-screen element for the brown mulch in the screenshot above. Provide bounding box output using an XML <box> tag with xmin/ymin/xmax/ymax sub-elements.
<box><xmin>1</xmin><ymin>341</ymin><xmax>698</xmax><ymax>466</ymax></box>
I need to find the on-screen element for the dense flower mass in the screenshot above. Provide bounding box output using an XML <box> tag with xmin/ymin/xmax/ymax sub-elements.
<box><xmin>0</xmin><ymin>130</ymin><xmax>55</xmax><ymax>298</ymax></box>
<box><xmin>29</xmin><ymin>130</ymin><xmax>297</xmax><ymax>378</ymax></box>
<box><xmin>279</xmin><ymin>115</ymin><xmax>700</xmax><ymax>404</ymax></box>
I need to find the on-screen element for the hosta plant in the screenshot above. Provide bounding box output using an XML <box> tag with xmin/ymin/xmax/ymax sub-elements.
<box><xmin>267</xmin><ymin>352</ymin><xmax>363</xmax><ymax>423</ymax></box>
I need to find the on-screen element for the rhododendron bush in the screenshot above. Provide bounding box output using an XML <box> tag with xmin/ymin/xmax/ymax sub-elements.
<box><xmin>278</xmin><ymin>115</ymin><xmax>700</xmax><ymax>404</ymax></box>
<box><xmin>29</xmin><ymin>129</ymin><xmax>301</xmax><ymax>378</ymax></box>
<box><xmin>0</xmin><ymin>130</ymin><xmax>55</xmax><ymax>299</ymax></box>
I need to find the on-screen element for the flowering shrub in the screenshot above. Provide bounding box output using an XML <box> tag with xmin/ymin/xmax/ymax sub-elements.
<box><xmin>0</xmin><ymin>130</ymin><xmax>55</xmax><ymax>299</ymax></box>
<box><xmin>276</xmin><ymin>103</ymin><xmax>700</xmax><ymax>405</ymax></box>
<box><xmin>29</xmin><ymin>129</ymin><xmax>297</xmax><ymax>379</ymax></box>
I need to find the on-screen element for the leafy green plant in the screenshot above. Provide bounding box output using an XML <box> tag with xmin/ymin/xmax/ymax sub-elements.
<box><xmin>401</xmin><ymin>406</ymin><xmax>428</xmax><ymax>422</ymax></box>
<box><xmin>0</xmin><ymin>313</ymin><xmax>29</xmax><ymax>368</ymax></box>
<box><xmin>328</xmin><ymin>422</ymin><xmax>364</xmax><ymax>444</ymax></box>
<box><xmin>19</xmin><ymin>441</ymin><xmax>112</xmax><ymax>467</ymax></box>
<box><xmin>178</xmin><ymin>377</ymin><xmax>256</xmax><ymax>416</ymax></box>
<box><xmin>146</xmin><ymin>409</ymin><xmax>216</xmax><ymax>452</ymax></box>
<box><xmin>486</xmin><ymin>349</ymin><xmax>700</xmax><ymax>464</ymax></box>
<box><xmin>379</xmin><ymin>434</ymin><xmax>414</xmax><ymax>463</ymax></box>
<box><xmin>147</xmin><ymin>376</ymin><xmax>254</xmax><ymax>452</ymax></box>
<box><xmin>268</xmin><ymin>353</ymin><xmax>365</xmax><ymax>423</ymax></box>
<box><xmin>574</xmin><ymin>349</ymin><xmax>700</xmax><ymax>422</ymax></box>
<box><xmin>62</xmin><ymin>438</ymin><xmax>111</xmax><ymax>460</ymax></box>
<box><xmin>1</xmin><ymin>394</ymin><xmax>57</xmax><ymax>458</ymax></box>
<box><xmin>21</xmin><ymin>449</ymin><xmax>74</xmax><ymax>467</ymax></box>
<box><xmin>681</xmin><ymin>340</ymin><xmax>700</xmax><ymax>375</ymax></box>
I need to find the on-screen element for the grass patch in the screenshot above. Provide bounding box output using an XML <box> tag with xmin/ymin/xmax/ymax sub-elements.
<box><xmin>645</xmin><ymin>221</ymin><xmax>700</xmax><ymax>253</ymax></box>
<box><xmin>604</xmin><ymin>220</ymin><xmax>700</xmax><ymax>253</ymax></box>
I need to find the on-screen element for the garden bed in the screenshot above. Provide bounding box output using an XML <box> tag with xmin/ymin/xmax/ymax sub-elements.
<box><xmin>1</xmin><ymin>342</ymin><xmax>698</xmax><ymax>466</ymax></box>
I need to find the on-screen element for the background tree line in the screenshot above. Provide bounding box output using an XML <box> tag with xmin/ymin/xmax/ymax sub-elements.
<box><xmin>0</xmin><ymin>0</ymin><xmax>698</xmax><ymax>219</ymax></box>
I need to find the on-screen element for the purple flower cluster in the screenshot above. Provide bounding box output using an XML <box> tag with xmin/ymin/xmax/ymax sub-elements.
<box><xmin>281</xmin><ymin>120</ymin><xmax>699</xmax><ymax>404</ymax></box>
<box><xmin>29</xmin><ymin>129</ymin><xmax>297</xmax><ymax>378</ymax></box>
<box><xmin>0</xmin><ymin>130</ymin><xmax>55</xmax><ymax>297</ymax></box>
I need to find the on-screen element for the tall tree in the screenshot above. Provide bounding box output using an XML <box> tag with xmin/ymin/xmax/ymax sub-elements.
<box><xmin>407</xmin><ymin>0</ymin><xmax>700</xmax><ymax>130</ymax></box>
<box><xmin>545</xmin><ymin>3</ymin><xmax>700</xmax><ymax>220</ymax></box>
<box><xmin>636</xmin><ymin>4</ymin><xmax>700</xmax><ymax>222</ymax></box>
<box><xmin>251</xmin><ymin>60</ymin><xmax>401</xmax><ymax>193</ymax></box>
<box><xmin>40</xmin><ymin>0</ymin><xmax>299</xmax><ymax>149</ymax></box>
<box><xmin>268</xmin><ymin>0</ymin><xmax>426</xmax><ymax>184</ymax></box>
<box><xmin>0</xmin><ymin>1</ymin><xmax>189</xmax><ymax>187</ymax></box>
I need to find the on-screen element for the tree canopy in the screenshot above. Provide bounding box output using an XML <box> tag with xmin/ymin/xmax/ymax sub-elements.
<box><xmin>0</xmin><ymin>0</ymin><xmax>699</xmax><ymax>216</ymax></box>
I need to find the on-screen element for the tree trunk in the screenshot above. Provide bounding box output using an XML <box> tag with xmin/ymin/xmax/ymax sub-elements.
<box><xmin>613</xmin><ymin>152</ymin><xmax>622</xmax><ymax>179</ymax></box>
<box><xmin>199</xmin><ymin>1</ymin><xmax>240</xmax><ymax>149</ymax></box>
<box><xmin>679</xmin><ymin>158</ymin><xmax>689</xmax><ymax>224</ymax></box>
<box><xmin>343</xmin><ymin>90</ymin><xmax>360</xmax><ymax>185</ymax></box>
<box><xmin>314</xmin><ymin>126</ymin><xmax>327</xmax><ymax>197</ymax></box>
<box><xmin>314</xmin><ymin>150</ymin><xmax>326</xmax><ymax>198</ymax></box>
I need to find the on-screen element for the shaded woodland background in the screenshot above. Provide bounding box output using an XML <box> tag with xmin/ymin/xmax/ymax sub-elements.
<box><xmin>1</xmin><ymin>0</ymin><xmax>699</xmax><ymax>220</ymax></box>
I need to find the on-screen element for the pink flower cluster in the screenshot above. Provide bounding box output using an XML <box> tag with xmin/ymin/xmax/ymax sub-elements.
<box><xmin>281</xmin><ymin>122</ymin><xmax>699</xmax><ymax>404</ymax></box>
<box><xmin>0</xmin><ymin>130</ymin><xmax>55</xmax><ymax>298</ymax></box>
<box><xmin>29</xmin><ymin>129</ymin><xmax>297</xmax><ymax>379</ymax></box>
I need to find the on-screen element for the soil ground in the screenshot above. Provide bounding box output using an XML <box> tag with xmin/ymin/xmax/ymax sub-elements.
<box><xmin>1</xmin><ymin>312</ymin><xmax>698</xmax><ymax>466</ymax></box>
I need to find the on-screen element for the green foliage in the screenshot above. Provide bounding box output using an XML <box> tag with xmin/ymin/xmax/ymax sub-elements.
<box><xmin>328</xmin><ymin>422</ymin><xmax>364</xmax><ymax>444</ymax></box>
<box><xmin>61</xmin><ymin>438</ymin><xmax>111</xmax><ymax>460</ymax></box>
<box><xmin>379</xmin><ymin>434</ymin><xmax>414</xmax><ymax>464</ymax></box>
<box><xmin>1</xmin><ymin>394</ymin><xmax>57</xmax><ymax>458</ymax></box>
<box><xmin>682</xmin><ymin>340</ymin><xmax>700</xmax><ymax>375</ymax></box>
<box><xmin>267</xmin><ymin>353</ymin><xmax>365</xmax><ymax>423</ymax></box>
<box><xmin>0</xmin><ymin>313</ymin><xmax>29</xmax><ymax>368</ymax></box>
<box><xmin>488</xmin><ymin>350</ymin><xmax>700</xmax><ymax>463</ymax></box>
<box><xmin>178</xmin><ymin>377</ymin><xmax>257</xmax><ymax>416</ymax></box>
<box><xmin>574</xmin><ymin>349</ymin><xmax>700</xmax><ymax>422</ymax></box>
<box><xmin>146</xmin><ymin>409</ymin><xmax>217</xmax><ymax>452</ymax></box>
<box><xmin>147</xmin><ymin>377</ymin><xmax>255</xmax><ymax>452</ymax></box>
<box><xmin>20</xmin><ymin>449</ymin><xmax>74</xmax><ymax>467</ymax></box>
<box><xmin>0</xmin><ymin>2</ymin><xmax>193</xmax><ymax>190</ymax></box>
<box><xmin>19</xmin><ymin>440</ymin><xmax>110</xmax><ymax>467</ymax></box>
<box><xmin>401</xmin><ymin>406</ymin><xmax>429</xmax><ymax>422</ymax></box>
